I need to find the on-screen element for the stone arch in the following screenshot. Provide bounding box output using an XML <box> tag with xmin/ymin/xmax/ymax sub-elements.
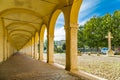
<box><xmin>48</xmin><ymin>9</ymin><xmax>64</xmax><ymax>35</ymax></box>
<box><xmin>47</xmin><ymin>9</ymin><xmax>65</xmax><ymax>64</ymax></box>
<box><xmin>40</xmin><ymin>24</ymin><xmax>46</xmax><ymax>41</ymax></box>
<box><xmin>38</xmin><ymin>24</ymin><xmax>47</xmax><ymax>60</ymax></box>
<box><xmin>70</xmin><ymin>0</ymin><xmax>83</xmax><ymax>24</ymax></box>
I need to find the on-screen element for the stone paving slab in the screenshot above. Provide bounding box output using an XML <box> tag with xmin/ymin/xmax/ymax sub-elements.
<box><xmin>0</xmin><ymin>53</ymin><xmax>84</xmax><ymax>80</ymax></box>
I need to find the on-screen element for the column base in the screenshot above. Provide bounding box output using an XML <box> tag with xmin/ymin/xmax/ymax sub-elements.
<box><xmin>38</xmin><ymin>58</ymin><xmax>43</xmax><ymax>61</ymax></box>
<box><xmin>65</xmin><ymin>67</ymin><xmax>78</xmax><ymax>72</ymax></box>
<box><xmin>47</xmin><ymin>61</ymin><xmax>54</xmax><ymax>64</ymax></box>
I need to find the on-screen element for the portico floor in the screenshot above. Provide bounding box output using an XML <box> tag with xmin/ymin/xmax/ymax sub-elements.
<box><xmin>0</xmin><ymin>53</ymin><xmax>83</xmax><ymax>80</ymax></box>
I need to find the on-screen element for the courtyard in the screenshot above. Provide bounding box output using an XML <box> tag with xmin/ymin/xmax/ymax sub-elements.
<box><xmin>44</xmin><ymin>53</ymin><xmax>120</xmax><ymax>80</ymax></box>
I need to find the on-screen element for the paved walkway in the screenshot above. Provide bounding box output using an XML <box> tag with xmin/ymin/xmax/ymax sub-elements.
<box><xmin>0</xmin><ymin>53</ymin><xmax>83</xmax><ymax>80</ymax></box>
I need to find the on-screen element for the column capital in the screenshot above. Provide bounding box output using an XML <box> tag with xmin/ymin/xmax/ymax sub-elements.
<box><xmin>70</xmin><ymin>23</ymin><xmax>79</xmax><ymax>28</ymax></box>
<box><xmin>64</xmin><ymin>23</ymin><xmax>78</xmax><ymax>30</ymax></box>
<box><xmin>40</xmin><ymin>40</ymin><xmax>44</xmax><ymax>43</ymax></box>
<box><xmin>47</xmin><ymin>35</ymin><xmax>54</xmax><ymax>39</ymax></box>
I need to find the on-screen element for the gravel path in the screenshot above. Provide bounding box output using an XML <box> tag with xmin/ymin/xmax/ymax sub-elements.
<box><xmin>53</xmin><ymin>53</ymin><xmax>120</xmax><ymax>80</ymax></box>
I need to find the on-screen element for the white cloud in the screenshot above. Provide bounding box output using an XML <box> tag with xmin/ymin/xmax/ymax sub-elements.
<box><xmin>80</xmin><ymin>0</ymin><xmax>101</xmax><ymax>13</ymax></box>
<box><xmin>44</xmin><ymin>29</ymin><xmax>47</xmax><ymax>40</ymax></box>
<box><xmin>78</xmin><ymin>0</ymin><xmax>101</xmax><ymax>25</ymax></box>
<box><xmin>44</xmin><ymin>27</ymin><xmax>65</xmax><ymax>41</ymax></box>
<box><xmin>54</xmin><ymin>27</ymin><xmax>65</xmax><ymax>41</ymax></box>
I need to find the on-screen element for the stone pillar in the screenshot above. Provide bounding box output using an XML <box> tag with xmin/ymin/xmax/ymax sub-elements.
<box><xmin>0</xmin><ymin>19</ymin><xmax>4</xmax><ymax>62</ymax></box>
<box><xmin>4</xmin><ymin>36</ymin><xmax>8</xmax><ymax>61</ymax></box>
<box><xmin>7</xmin><ymin>41</ymin><xmax>9</xmax><ymax>59</ymax></box>
<box><xmin>33</xmin><ymin>37</ymin><xmax>35</xmax><ymax>58</ymax></box>
<box><xmin>38</xmin><ymin>40</ymin><xmax>44</xmax><ymax>60</ymax></box>
<box><xmin>7</xmin><ymin>42</ymin><xmax>10</xmax><ymax>58</ymax></box>
<box><xmin>34</xmin><ymin>32</ymin><xmax>38</xmax><ymax>59</ymax></box>
<box><xmin>31</xmin><ymin>37</ymin><xmax>34</xmax><ymax>58</ymax></box>
<box><xmin>38</xmin><ymin>32</ymin><xmax>44</xmax><ymax>60</ymax></box>
<box><xmin>47</xmin><ymin>35</ymin><xmax>54</xmax><ymax>64</ymax></box>
<box><xmin>65</xmin><ymin>23</ymin><xmax>78</xmax><ymax>72</ymax></box>
<box><xmin>30</xmin><ymin>39</ymin><xmax>33</xmax><ymax>57</ymax></box>
<box><xmin>0</xmin><ymin>18</ymin><xmax>6</xmax><ymax>62</ymax></box>
<box><xmin>35</xmin><ymin>41</ymin><xmax>38</xmax><ymax>59</ymax></box>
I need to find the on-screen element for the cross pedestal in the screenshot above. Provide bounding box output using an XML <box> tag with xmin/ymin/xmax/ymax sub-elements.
<box><xmin>105</xmin><ymin>32</ymin><xmax>114</xmax><ymax>56</ymax></box>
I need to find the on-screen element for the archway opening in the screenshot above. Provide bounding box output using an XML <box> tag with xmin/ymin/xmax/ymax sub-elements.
<box><xmin>43</xmin><ymin>28</ymin><xmax>47</xmax><ymax>61</ymax></box>
<box><xmin>54</xmin><ymin>12</ymin><xmax>66</xmax><ymax>67</ymax></box>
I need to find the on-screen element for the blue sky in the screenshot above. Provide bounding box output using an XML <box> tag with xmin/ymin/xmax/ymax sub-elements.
<box><xmin>45</xmin><ymin>0</ymin><xmax>120</xmax><ymax>41</ymax></box>
<box><xmin>78</xmin><ymin>0</ymin><xmax>120</xmax><ymax>25</ymax></box>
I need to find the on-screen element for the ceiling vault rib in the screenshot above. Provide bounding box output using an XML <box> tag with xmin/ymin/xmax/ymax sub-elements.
<box><xmin>8</xmin><ymin>29</ymin><xmax>33</xmax><ymax>35</ymax></box>
<box><xmin>40</xmin><ymin>0</ymin><xmax>58</xmax><ymax>4</ymax></box>
<box><xmin>2</xmin><ymin>17</ymin><xmax>41</xmax><ymax>24</ymax></box>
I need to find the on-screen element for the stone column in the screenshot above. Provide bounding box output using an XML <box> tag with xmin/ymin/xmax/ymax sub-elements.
<box><xmin>0</xmin><ymin>19</ymin><xmax>4</xmax><ymax>62</ymax></box>
<box><xmin>65</xmin><ymin>23</ymin><xmax>78</xmax><ymax>72</ymax></box>
<box><xmin>7</xmin><ymin>41</ymin><xmax>9</xmax><ymax>59</ymax></box>
<box><xmin>35</xmin><ymin>41</ymin><xmax>38</xmax><ymax>59</ymax></box>
<box><xmin>38</xmin><ymin>32</ymin><xmax>44</xmax><ymax>60</ymax></box>
<box><xmin>4</xmin><ymin>30</ymin><xmax>7</xmax><ymax>61</ymax></box>
<box><xmin>38</xmin><ymin>40</ymin><xmax>44</xmax><ymax>60</ymax></box>
<box><xmin>33</xmin><ymin>37</ymin><xmax>35</xmax><ymax>58</ymax></box>
<box><xmin>31</xmin><ymin>39</ymin><xmax>33</xmax><ymax>57</ymax></box>
<box><xmin>31</xmin><ymin>37</ymin><xmax>35</xmax><ymax>58</ymax></box>
<box><xmin>47</xmin><ymin>35</ymin><xmax>54</xmax><ymax>64</ymax></box>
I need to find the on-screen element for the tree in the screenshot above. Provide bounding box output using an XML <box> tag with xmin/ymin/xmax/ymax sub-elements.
<box><xmin>77</xmin><ymin>25</ymin><xmax>85</xmax><ymax>48</ymax></box>
<box><xmin>77</xmin><ymin>10</ymin><xmax>120</xmax><ymax>52</ymax></box>
<box><xmin>62</xmin><ymin>43</ymin><xmax>66</xmax><ymax>50</ymax></box>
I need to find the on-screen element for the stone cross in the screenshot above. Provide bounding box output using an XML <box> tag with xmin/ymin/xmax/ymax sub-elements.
<box><xmin>105</xmin><ymin>31</ymin><xmax>113</xmax><ymax>50</ymax></box>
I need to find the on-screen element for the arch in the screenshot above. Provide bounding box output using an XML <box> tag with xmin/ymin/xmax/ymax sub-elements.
<box><xmin>48</xmin><ymin>9</ymin><xmax>64</xmax><ymax>35</ymax></box>
<box><xmin>70</xmin><ymin>0</ymin><xmax>83</xmax><ymax>23</ymax></box>
<box><xmin>6</xmin><ymin>22</ymin><xmax>37</xmax><ymax>31</ymax></box>
<box><xmin>0</xmin><ymin>8</ymin><xmax>42</xmax><ymax>19</ymax></box>
<box><xmin>39</xmin><ymin>24</ymin><xmax>47</xmax><ymax>41</ymax></box>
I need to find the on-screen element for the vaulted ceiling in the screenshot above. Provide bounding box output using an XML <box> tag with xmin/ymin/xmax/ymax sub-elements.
<box><xmin>0</xmin><ymin>0</ymin><xmax>74</xmax><ymax>50</ymax></box>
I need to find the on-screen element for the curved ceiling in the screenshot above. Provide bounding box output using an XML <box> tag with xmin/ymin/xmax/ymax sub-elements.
<box><xmin>0</xmin><ymin>0</ymin><xmax>74</xmax><ymax>50</ymax></box>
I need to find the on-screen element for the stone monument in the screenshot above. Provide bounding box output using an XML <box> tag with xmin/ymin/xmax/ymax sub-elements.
<box><xmin>105</xmin><ymin>31</ymin><xmax>114</xmax><ymax>56</ymax></box>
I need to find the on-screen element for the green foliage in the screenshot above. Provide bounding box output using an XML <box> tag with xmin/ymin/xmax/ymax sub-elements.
<box><xmin>62</xmin><ymin>43</ymin><xmax>66</xmax><ymax>50</ymax></box>
<box><xmin>78</xmin><ymin>10</ymin><xmax>120</xmax><ymax>49</ymax></box>
<box><xmin>57</xmin><ymin>47</ymin><xmax>63</xmax><ymax>53</ymax></box>
<box><xmin>44</xmin><ymin>40</ymin><xmax>47</xmax><ymax>50</ymax></box>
